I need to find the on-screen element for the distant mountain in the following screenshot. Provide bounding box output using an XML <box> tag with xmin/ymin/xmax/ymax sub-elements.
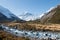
<box><xmin>40</xmin><ymin>5</ymin><xmax>60</xmax><ymax>24</ymax></box>
<box><xmin>0</xmin><ymin>6</ymin><xmax>25</xmax><ymax>23</ymax></box>
<box><xmin>19</xmin><ymin>12</ymin><xmax>36</xmax><ymax>21</ymax></box>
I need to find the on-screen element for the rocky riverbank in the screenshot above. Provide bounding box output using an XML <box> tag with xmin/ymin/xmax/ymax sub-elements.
<box><xmin>0</xmin><ymin>25</ymin><xmax>60</xmax><ymax>40</ymax></box>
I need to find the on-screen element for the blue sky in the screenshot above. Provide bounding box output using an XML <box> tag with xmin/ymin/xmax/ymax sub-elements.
<box><xmin>0</xmin><ymin>0</ymin><xmax>60</xmax><ymax>17</ymax></box>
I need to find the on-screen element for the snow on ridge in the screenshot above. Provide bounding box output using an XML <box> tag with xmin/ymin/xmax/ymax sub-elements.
<box><xmin>0</xmin><ymin>6</ymin><xmax>16</xmax><ymax>18</ymax></box>
<box><xmin>19</xmin><ymin>12</ymin><xmax>36</xmax><ymax>21</ymax></box>
<box><xmin>39</xmin><ymin>13</ymin><xmax>44</xmax><ymax>18</ymax></box>
<box><xmin>19</xmin><ymin>12</ymin><xmax>45</xmax><ymax>21</ymax></box>
<box><xmin>19</xmin><ymin>15</ymin><xmax>35</xmax><ymax>21</ymax></box>
<box><xmin>46</xmin><ymin>6</ymin><xmax>56</xmax><ymax>13</ymax></box>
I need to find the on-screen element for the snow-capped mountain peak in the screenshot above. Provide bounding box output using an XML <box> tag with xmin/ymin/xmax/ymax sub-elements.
<box><xmin>19</xmin><ymin>12</ymin><xmax>35</xmax><ymax>21</ymax></box>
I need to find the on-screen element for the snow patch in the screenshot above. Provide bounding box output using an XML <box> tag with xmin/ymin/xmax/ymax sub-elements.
<box><xmin>19</xmin><ymin>12</ymin><xmax>36</xmax><ymax>21</ymax></box>
<box><xmin>39</xmin><ymin>13</ymin><xmax>44</xmax><ymax>18</ymax></box>
<box><xmin>0</xmin><ymin>6</ymin><xmax>16</xmax><ymax>18</ymax></box>
<box><xmin>46</xmin><ymin>7</ymin><xmax>55</xmax><ymax>13</ymax></box>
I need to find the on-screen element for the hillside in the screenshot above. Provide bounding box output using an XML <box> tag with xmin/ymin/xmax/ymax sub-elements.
<box><xmin>40</xmin><ymin>5</ymin><xmax>60</xmax><ymax>24</ymax></box>
<box><xmin>0</xmin><ymin>6</ymin><xmax>25</xmax><ymax>23</ymax></box>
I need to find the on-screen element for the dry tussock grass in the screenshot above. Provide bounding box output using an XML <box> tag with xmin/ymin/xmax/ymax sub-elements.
<box><xmin>0</xmin><ymin>30</ymin><xmax>30</xmax><ymax>40</ymax></box>
<box><xmin>4</xmin><ymin>23</ymin><xmax>60</xmax><ymax>32</ymax></box>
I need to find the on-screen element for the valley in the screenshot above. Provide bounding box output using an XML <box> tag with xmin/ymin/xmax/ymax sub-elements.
<box><xmin>0</xmin><ymin>24</ymin><xmax>60</xmax><ymax>40</ymax></box>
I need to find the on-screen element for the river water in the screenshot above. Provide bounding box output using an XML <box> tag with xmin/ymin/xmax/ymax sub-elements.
<box><xmin>0</xmin><ymin>25</ymin><xmax>60</xmax><ymax>39</ymax></box>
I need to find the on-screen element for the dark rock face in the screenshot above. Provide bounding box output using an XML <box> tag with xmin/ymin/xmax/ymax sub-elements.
<box><xmin>0</xmin><ymin>12</ymin><xmax>11</xmax><ymax>22</ymax></box>
<box><xmin>0</xmin><ymin>6</ymin><xmax>25</xmax><ymax>23</ymax></box>
<box><xmin>0</xmin><ymin>37</ymin><xmax>3</xmax><ymax>40</ymax></box>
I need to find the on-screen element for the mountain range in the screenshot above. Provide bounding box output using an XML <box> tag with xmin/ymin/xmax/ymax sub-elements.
<box><xmin>27</xmin><ymin>5</ymin><xmax>60</xmax><ymax>24</ymax></box>
<box><xmin>39</xmin><ymin>5</ymin><xmax>60</xmax><ymax>24</ymax></box>
<box><xmin>19</xmin><ymin>12</ymin><xmax>37</xmax><ymax>21</ymax></box>
<box><xmin>0</xmin><ymin>6</ymin><xmax>25</xmax><ymax>23</ymax></box>
<box><xmin>0</xmin><ymin>5</ymin><xmax>60</xmax><ymax>24</ymax></box>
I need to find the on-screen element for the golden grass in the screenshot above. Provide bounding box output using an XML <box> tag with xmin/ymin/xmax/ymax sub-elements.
<box><xmin>0</xmin><ymin>30</ymin><xmax>30</xmax><ymax>40</ymax></box>
<box><xmin>0</xmin><ymin>23</ymin><xmax>59</xmax><ymax>40</ymax></box>
<box><xmin>3</xmin><ymin>23</ymin><xmax>60</xmax><ymax>32</ymax></box>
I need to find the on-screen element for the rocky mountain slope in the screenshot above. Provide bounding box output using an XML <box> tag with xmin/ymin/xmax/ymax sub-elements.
<box><xmin>0</xmin><ymin>6</ymin><xmax>25</xmax><ymax>23</ymax></box>
<box><xmin>36</xmin><ymin>5</ymin><xmax>60</xmax><ymax>24</ymax></box>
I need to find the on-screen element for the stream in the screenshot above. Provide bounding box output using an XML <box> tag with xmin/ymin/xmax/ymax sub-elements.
<box><xmin>0</xmin><ymin>24</ymin><xmax>60</xmax><ymax>39</ymax></box>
